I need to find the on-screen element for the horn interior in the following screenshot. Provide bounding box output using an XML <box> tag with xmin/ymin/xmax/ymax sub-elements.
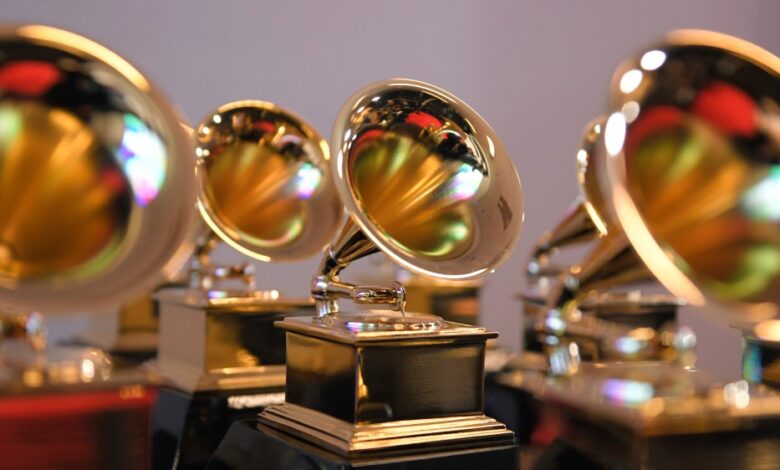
<box><xmin>331</xmin><ymin>79</ymin><xmax>524</xmax><ymax>280</ymax></box>
<box><xmin>195</xmin><ymin>101</ymin><xmax>342</xmax><ymax>262</ymax></box>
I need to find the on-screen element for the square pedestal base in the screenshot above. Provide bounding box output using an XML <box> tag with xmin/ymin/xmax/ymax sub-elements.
<box><xmin>207</xmin><ymin>420</ymin><xmax>518</xmax><ymax>470</ymax></box>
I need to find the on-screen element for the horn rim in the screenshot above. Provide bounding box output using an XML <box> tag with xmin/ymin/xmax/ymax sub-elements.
<box><xmin>331</xmin><ymin>78</ymin><xmax>524</xmax><ymax>280</ymax></box>
<box><xmin>195</xmin><ymin>100</ymin><xmax>340</xmax><ymax>263</ymax></box>
<box><xmin>0</xmin><ymin>25</ymin><xmax>197</xmax><ymax>313</ymax></box>
<box><xmin>605</xmin><ymin>29</ymin><xmax>780</xmax><ymax>319</ymax></box>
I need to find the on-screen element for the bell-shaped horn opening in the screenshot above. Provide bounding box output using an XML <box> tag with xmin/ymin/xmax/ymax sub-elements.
<box><xmin>0</xmin><ymin>25</ymin><xmax>196</xmax><ymax>313</ymax></box>
<box><xmin>330</xmin><ymin>78</ymin><xmax>523</xmax><ymax>280</ymax></box>
<box><xmin>605</xmin><ymin>30</ymin><xmax>780</xmax><ymax>321</ymax></box>
<box><xmin>314</xmin><ymin>78</ymin><xmax>523</xmax><ymax>317</ymax></box>
<box><xmin>195</xmin><ymin>101</ymin><xmax>342</xmax><ymax>263</ymax></box>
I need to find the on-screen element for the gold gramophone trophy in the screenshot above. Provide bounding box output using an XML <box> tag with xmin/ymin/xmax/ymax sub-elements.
<box><xmin>207</xmin><ymin>79</ymin><xmax>523</xmax><ymax>469</ymax></box>
<box><xmin>520</xmin><ymin>117</ymin><xmax>686</xmax><ymax>362</ymax></box>
<box><xmin>522</xmin><ymin>31</ymin><xmax>780</xmax><ymax>469</ymax></box>
<box><xmin>151</xmin><ymin>100</ymin><xmax>342</xmax><ymax>469</ymax></box>
<box><xmin>488</xmin><ymin>117</ymin><xmax>686</xmax><ymax>451</ymax></box>
<box><xmin>0</xmin><ymin>25</ymin><xmax>196</xmax><ymax>469</ymax></box>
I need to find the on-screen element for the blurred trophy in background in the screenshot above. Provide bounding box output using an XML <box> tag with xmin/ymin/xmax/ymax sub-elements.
<box><xmin>208</xmin><ymin>78</ymin><xmax>523</xmax><ymax>469</ymax></box>
<box><xmin>0</xmin><ymin>24</ymin><xmax>196</xmax><ymax>470</ymax></box>
<box><xmin>522</xmin><ymin>117</ymin><xmax>686</xmax><ymax>360</ymax></box>
<box><xmin>486</xmin><ymin>116</ymin><xmax>690</xmax><ymax>455</ymax></box>
<box><xmin>151</xmin><ymin>100</ymin><xmax>342</xmax><ymax>469</ymax></box>
<box><xmin>511</xmin><ymin>31</ymin><xmax>780</xmax><ymax>469</ymax></box>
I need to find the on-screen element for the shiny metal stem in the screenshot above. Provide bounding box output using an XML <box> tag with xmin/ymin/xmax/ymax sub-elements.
<box><xmin>312</xmin><ymin>276</ymin><xmax>406</xmax><ymax>318</ymax></box>
<box><xmin>312</xmin><ymin>220</ymin><xmax>388</xmax><ymax>317</ymax></box>
<box><xmin>189</xmin><ymin>230</ymin><xmax>256</xmax><ymax>294</ymax></box>
<box><xmin>527</xmin><ymin>199</ymin><xmax>598</xmax><ymax>283</ymax></box>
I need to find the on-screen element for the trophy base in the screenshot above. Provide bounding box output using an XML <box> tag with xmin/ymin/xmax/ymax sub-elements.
<box><xmin>259</xmin><ymin>402</ymin><xmax>515</xmax><ymax>458</ymax></box>
<box><xmin>526</xmin><ymin>362</ymin><xmax>780</xmax><ymax>469</ymax></box>
<box><xmin>533</xmin><ymin>416</ymin><xmax>780</xmax><ymax>470</ymax></box>
<box><xmin>152</xmin><ymin>291</ymin><xmax>312</xmax><ymax>469</ymax></box>
<box><xmin>485</xmin><ymin>352</ymin><xmax>548</xmax><ymax>442</ymax></box>
<box><xmin>207</xmin><ymin>419</ymin><xmax>518</xmax><ymax>470</ymax></box>
<box><xmin>152</xmin><ymin>383</ymin><xmax>285</xmax><ymax>470</ymax></box>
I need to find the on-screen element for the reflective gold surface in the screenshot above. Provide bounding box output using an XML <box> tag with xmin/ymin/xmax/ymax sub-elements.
<box><xmin>263</xmin><ymin>316</ymin><xmax>515</xmax><ymax>456</ymax></box>
<box><xmin>0</xmin><ymin>25</ymin><xmax>195</xmax><ymax>312</ymax></box>
<box><xmin>265</xmin><ymin>80</ymin><xmax>521</xmax><ymax>456</ymax></box>
<box><xmin>332</xmin><ymin>79</ymin><xmax>523</xmax><ymax>280</ymax></box>
<box><xmin>312</xmin><ymin>79</ymin><xmax>523</xmax><ymax>318</ymax></box>
<box><xmin>527</xmin><ymin>118</ymin><xmax>610</xmax><ymax>287</ymax></box>
<box><xmin>578</xmin><ymin>116</ymin><xmax>611</xmax><ymax>235</ymax></box>
<box><xmin>196</xmin><ymin>101</ymin><xmax>341</xmax><ymax>262</ymax></box>
<box><xmin>605</xmin><ymin>30</ymin><xmax>780</xmax><ymax>317</ymax></box>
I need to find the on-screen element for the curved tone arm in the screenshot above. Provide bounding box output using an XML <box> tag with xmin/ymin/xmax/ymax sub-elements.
<box><xmin>538</xmin><ymin>230</ymin><xmax>686</xmax><ymax>376</ymax></box>
<box><xmin>311</xmin><ymin>276</ymin><xmax>406</xmax><ymax>318</ymax></box>
<box><xmin>311</xmin><ymin>221</ymin><xmax>406</xmax><ymax>317</ymax></box>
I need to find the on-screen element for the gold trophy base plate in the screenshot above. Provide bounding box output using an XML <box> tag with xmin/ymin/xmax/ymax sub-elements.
<box><xmin>259</xmin><ymin>402</ymin><xmax>515</xmax><ymax>458</ymax></box>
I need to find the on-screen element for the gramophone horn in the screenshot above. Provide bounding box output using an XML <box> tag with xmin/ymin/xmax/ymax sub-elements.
<box><xmin>312</xmin><ymin>78</ymin><xmax>523</xmax><ymax>316</ymax></box>
<box><xmin>194</xmin><ymin>100</ymin><xmax>342</xmax><ymax>266</ymax></box>
<box><xmin>542</xmin><ymin>30</ymin><xmax>780</xmax><ymax>374</ymax></box>
<box><xmin>528</xmin><ymin>117</ymin><xmax>611</xmax><ymax>280</ymax></box>
<box><xmin>0</xmin><ymin>25</ymin><xmax>196</xmax><ymax>313</ymax></box>
<box><xmin>604</xmin><ymin>30</ymin><xmax>780</xmax><ymax>319</ymax></box>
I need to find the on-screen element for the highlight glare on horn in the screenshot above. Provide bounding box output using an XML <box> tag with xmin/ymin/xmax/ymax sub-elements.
<box><xmin>313</xmin><ymin>78</ymin><xmax>523</xmax><ymax>317</ymax></box>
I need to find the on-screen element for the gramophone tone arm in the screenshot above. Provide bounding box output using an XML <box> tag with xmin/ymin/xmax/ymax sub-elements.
<box><xmin>540</xmin><ymin>231</ymin><xmax>650</xmax><ymax>375</ymax></box>
<box><xmin>539</xmin><ymin>312</ymin><xmax>696</xmax><ymax>363</ymax></box>
<box><xmin>311</xmin><ymin>276</ymin><xmax>406</xmax><ymax>316</ymax></box>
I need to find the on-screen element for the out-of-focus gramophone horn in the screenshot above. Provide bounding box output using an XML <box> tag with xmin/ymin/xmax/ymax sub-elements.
<box><xmin>152</xmin><ymin>100</ymin><xmax>342</xmax><ymax>470</ymax></box>
<box><xmin>527</xmin><ymin>117</ymin><xmax>611</xmax><ymax>286</ymax></box>
<box><xmin>512</xmin><ymin>32</ymin><xmax>780</xmax><ymax>470</ymax></box>
<box><xmin>208</xmin><ymin>79</ymin><xmax>523</xmax><ymax>469</ymax></box>
<box><xmin>604</xmin><ymin>31</ymin><xmax>780</xmax><ymax>389</ymax></box>
<box><xmin>0</xmin><ymin>25</ymin><xmax>196</xmax><ymax>469</ymax></box>
<box><xmin>542</xmin><ymin>30</ymin><xmax>780</xmax><ymax>377</ymax></box>
<box><xmin>522</xmin><ymin>118</ymin><xmax>686</xmax><ymax>362</ymax></box>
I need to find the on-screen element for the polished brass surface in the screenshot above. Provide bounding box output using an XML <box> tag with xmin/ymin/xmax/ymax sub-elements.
<box><xmin>261</xmin><ymin>316</ymin><xmax>514</xmax><ymax>456</ymax></box>
<box><xmin>262</xmin><ymin>403</ymin><xmax>514</xmax><ymax>456</ymax></box>
<box><xmin>604</xmin><ymin>30</ymin><xmax>780</xmax><ymax>319</ymax></box>
<box><xmin>0</xmin><ymin>311</ymin><xmax>45</xmax><ymax>352</ymax></box>
<box><xmin>196</xmin><ymin>101</ymin><xmax>341</xmax><ymax>263</ymax></box>
<box><xmin>496</xmin><ymin>358</ymin><xmax>780</xmax><ymax>468</ymax></box>
<box><xmin>331</xmin><ymin>79</ymin><xmax>523</xmax><ymax>280</ymax></box>
<box><xmin>505</xmin><ymin>361</ymin><xmax>780</xmax><ymax>435</ymax></box>
<box><xmin>0</xmin><ymin>311</ymin><xmax>159</xmax><ymax>395</ymax></box>
<box><xmin>153</xmin><ymin>290</ymin><xmax>312</xmax><ymax>392</ymax></box>
<box><xmin>0</xmin><ymin>25</ymin><xmax>196</xmax><ymax>312</ymax></box>
<box><xmin>528</xmin><ymin>118</ymin><xmax>610</xmax><ymax>281</ymax></box>
<box><xmin>535</xmin><ymin>31</ymin><xmax>780</xmax><ymax>373</ymax></box>
<box><xmin>313</xmin><ymin>79</ymin><xmax>523</xmax><ymax>318</ymax></box>
<box><xmin>261</xmin><ymin>80</ymin><xmax>521</xmax><ymax>458</ymax></box>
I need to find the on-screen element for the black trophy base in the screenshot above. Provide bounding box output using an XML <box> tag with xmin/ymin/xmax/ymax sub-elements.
<box><xmin>485</xmin><ymin>372</ymin><xmax>542</xmax><ymax>443</ymax></box>
<box><xmin>153</xmin><ymin>386</ymin><xmax>284</xmax><ymax>470</ymax></box>
<box><xmin>207</xmin><ymin>420</ymin><xmax>518</xmax><ymax>470</ymax></box>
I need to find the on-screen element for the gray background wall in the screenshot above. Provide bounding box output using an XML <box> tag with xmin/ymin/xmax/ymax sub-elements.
<box><xmin>2</xmin><ymin>0</ymin><xmax>779</xmax><ymax>380</ymax></box>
